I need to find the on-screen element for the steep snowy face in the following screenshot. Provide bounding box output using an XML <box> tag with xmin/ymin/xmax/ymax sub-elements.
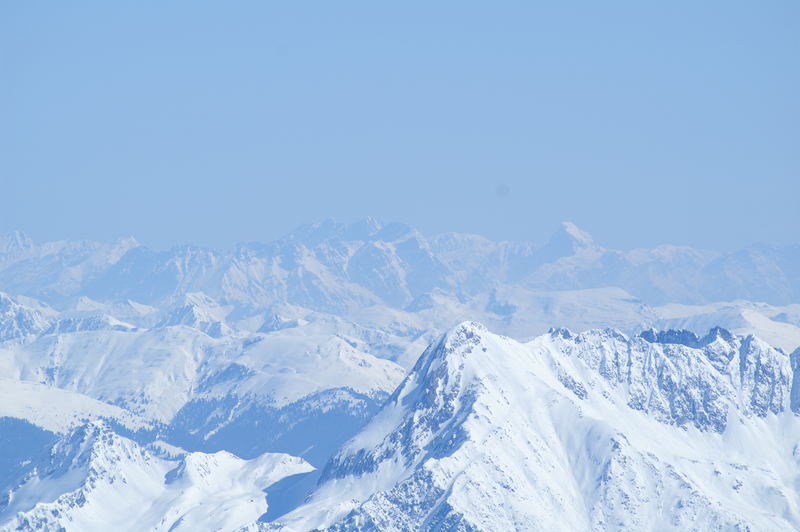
<box><xmin>0</xmin><ymin>293</ymin><xmax>49</xmax><ymax>342</ymax></box>
<box><xmin>274</xmin><ymin>323</ymin><xmax>800</xmax><ymax>531</ymax></box>
<box><xmin>551</xmin><ymin>327</ymin><xmax>792</xmax><ymax>431</ymax></box>
<box><xmin>318</xmin><ymin>323</ymin><xmax>490</xmax><ymax>483</ymax></box>
<box><xmin>0</xmin><ymin>422</ymin><xmax>313</xmax><ymax>532</ymax></box>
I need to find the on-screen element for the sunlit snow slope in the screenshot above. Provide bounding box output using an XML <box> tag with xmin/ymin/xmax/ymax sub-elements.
<box><xmin>0</xmin><ymin>422</ymin><xmax>312</xmax><ymax>532</ymax></box>
<box><xmin>270</xmin><ymin>323</ymin><xmax>800</xmax><ymax>531</ymax></box>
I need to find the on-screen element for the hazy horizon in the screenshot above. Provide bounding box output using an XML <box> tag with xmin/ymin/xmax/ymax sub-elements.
<box><xmin>3</xmin><ymin>216</ymin><xmax>798</xmax><ymax>254</ymax></box>
<box><xmin>3</xmin><ymin>2</ymin><xmax>798</xmax><ymax>252</ymax></box>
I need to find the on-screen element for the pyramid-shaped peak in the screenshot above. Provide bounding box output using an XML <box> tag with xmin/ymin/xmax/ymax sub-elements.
<box><xmin>444</xmin><ymin>321</ymin><xmax>489</xmax><ymax>345</ymax></box>
<box><xmin>533</xmin><ymin>222</ymin><xmax>596</xmax><ymax>263</ymax></box>
<box><xmin>558</xmin><ymin>221</ymin><xmax>594</xmax><ymax>246</ymax></box>
<box><xmin>114</xmin><ymin>235</ymin><xmax>141</xmax><ymax>249</ymax></box>
<box><xmin>410</xmin><ymin>321</ymin><xmax>490</xmax><ymax>373</ymax></box>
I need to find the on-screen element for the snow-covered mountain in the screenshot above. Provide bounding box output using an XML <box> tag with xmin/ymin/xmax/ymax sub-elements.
<box><xmin>2</xmin><ymin>220</ymin><xmax>799</xmax><ymax>311</ymax></box>
<box><xmin>0</xmin><ymin>293</ymin><xmax>49</xmax><ymax>342</ymax></box>
<box><xmin>0</xmin><ymin>421</ymin><xmax>313</xmax><ymax>532</ymax></box>
<box><xmin>269</xmin><ymin>323</ymin><xmax>800</xmax><ymax>531</ymax></box>
<box><xmin>3</xmin><ymin>319</ymin><xmax>800</xmax><ymax>529</ymax></box>
<box><xmin>1</xmin><ymin>220</ymin><xmax>798</xmax><ymax>355</ymax></box>
<box><xmin>0</xmin><ymin>220</ymin><xmax>798</xmax><ymax>530</ymax></box>
<box><xmin>0</xmin><ymin>317</ymin><xmax>405</xmax><ymax>466</ymax></box>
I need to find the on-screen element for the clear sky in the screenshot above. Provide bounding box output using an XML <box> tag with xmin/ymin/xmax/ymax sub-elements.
<box><xmin>2</xmin><ymin>2</ymin><xmax>798</xmax><ymax>251</ymax></box>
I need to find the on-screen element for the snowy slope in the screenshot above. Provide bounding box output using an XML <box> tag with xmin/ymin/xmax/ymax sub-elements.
<box><xmin>0</xmin><ymin>379</ymin><xmax>148</xmax><ymax>434</ymax></box>
<box><xmin>0</xmin><ymin>422</ymin><xmax>313</xmax><ymax>532</ymax></box>
<box><xmin>0</xmin><ymin>320</ymin><xmax>406</xmax><ymax>466</ymax></box>
<box><xmin>270</xmin><ymin>322</ymin><xmax>800</xmax><ymax>531</ymax></box>
<box><xmin>0</xmin><ymin>322</ymin><xmax>404</xmax><ymax>420</ymax></box>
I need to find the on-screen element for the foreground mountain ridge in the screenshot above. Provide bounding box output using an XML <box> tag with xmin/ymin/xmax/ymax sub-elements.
<box><xmin>268</xmin><ymin>322</ymin><xmax>800</xmax><ymax>531</ymax></box>
<box><xmin>2</xmin><ymin>322</ymin><xmax>799</xmax><ymax>530</ymax></box>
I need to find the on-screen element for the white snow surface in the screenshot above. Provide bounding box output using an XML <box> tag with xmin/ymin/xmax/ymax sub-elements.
<box><xmin>0</xmin><ymin>422</ymin><xmax>313</xmax><ymax>532</ymax></box>
<box><xmin>0</xmin><ymin>378</ymin><xmax>148</xmax><ymax>433</ymax></box>
<box><xmin>0</xmin><ymin>324</ymin><xmax>405</xmax><ymax>423</ymax></box>
<box><xmin>272</xmin><ymin>322</ymin><xmax>800</xmax><ymax>531</ymax></box>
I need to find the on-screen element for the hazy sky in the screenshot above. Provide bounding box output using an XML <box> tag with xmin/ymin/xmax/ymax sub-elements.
<box><xmin>2</xmin><ymin>2</ymin><xmax>798</xmax><ymax>251</ymax></box>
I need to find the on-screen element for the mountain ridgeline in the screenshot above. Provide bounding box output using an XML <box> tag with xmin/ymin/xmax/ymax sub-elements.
<box><xmin>3</xmin><ymin>323</ymin><xmax>800</xmax><ymax>530</ymax></box>
<box><xmin>270</xmin><ymin>323</ymin><xmax>800</xmax><ymax>531</ymax></box>
<box><xmin>1</xmin><ymin>219</ymin><xmax>799</xmax><ymax>310</ymax></box>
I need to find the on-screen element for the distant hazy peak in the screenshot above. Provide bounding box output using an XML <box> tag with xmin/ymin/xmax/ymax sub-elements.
<box><xmin>114</xmin><ymin>235</ymin><xmax>141</xmax><ymax>249</ymax></box>
<box><xmin>342</xmin><ymin>216</ymin><xmax>382</xmax><ymax>240</ymax></box>
<box><xmin>532</xmin><ymin>221</ymin><xmax>597</xmax><ymax>263</ymax></box>
<box><xmin>0</xmin><ymin>230</ymin><xmax>34</xmax><ymax>253</ymax></box>
<box><xmin>559</xmin><ymin>221</ymin><xmax>594</xmax><ymax>246</ymax></box>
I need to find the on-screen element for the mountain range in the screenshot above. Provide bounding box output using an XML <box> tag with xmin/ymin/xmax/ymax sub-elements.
<box><xmin>0</xmin><ymin>220</ymin><xmax>799</xmax><ymax>530</ymax></box>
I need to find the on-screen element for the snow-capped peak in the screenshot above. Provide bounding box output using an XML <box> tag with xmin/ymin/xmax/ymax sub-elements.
<box><xmin>272</xmin><ymin>323</ymin><xmax>800</xmax><ymax>531</ymax></box>
<box><xmin>0</xmin><ymin>422</ymin><xmax>313</xmax><ymax>532</ymax></box>
<box><xmin>559</xmin><ymin>221</ymin><xmax>594</xmax><ymax>246</ymax></box>
<box><xmin>0</xmin><ymin>231</ymin><xmax>34</xmax><ymax>254</ymax></box>
<box><xmin>0</xmin><ymin>292</ymin><xmax>49</xmax><ymax>341</ymax></box>
<box><xmin>533</xmin><ymin>221</ymin><xmax>597</xmax><ymax>264</ymax></box>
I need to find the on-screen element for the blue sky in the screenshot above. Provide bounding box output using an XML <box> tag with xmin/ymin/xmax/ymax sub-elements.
<box><xmin>2</xmin><ymin>2</ymin><xmax>798</xmax><ymax>250</ymax></box>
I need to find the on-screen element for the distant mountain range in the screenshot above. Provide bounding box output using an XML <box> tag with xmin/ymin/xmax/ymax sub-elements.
<box><xmin>2</xmin><ymin>219</ymin><xmax>799</xmax><ymax>309</ymax></box>
<box><xmin>1</xmin><ymin>219</ymin><xmax>799</xmax><ymax>354</ymax></box>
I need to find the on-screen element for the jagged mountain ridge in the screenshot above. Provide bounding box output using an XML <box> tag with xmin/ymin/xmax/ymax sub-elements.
<box><xmin>270</xmin><ymin>322</ymin><xmax>800</xmax><ymax>531</ymax></box>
